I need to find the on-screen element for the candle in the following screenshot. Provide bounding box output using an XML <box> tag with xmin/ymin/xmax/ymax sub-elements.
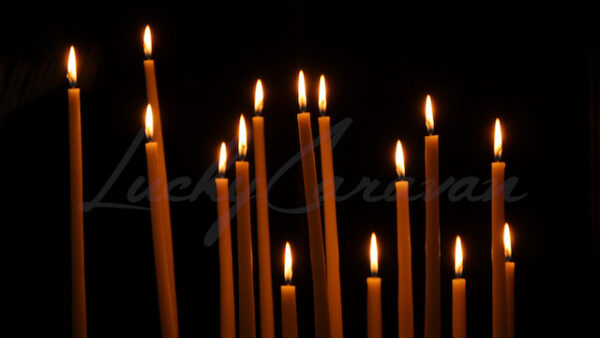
<box><xmin>424</xmin><ymin>95</ymin><xmax>441</xmax><ymax>338</ymax></box>
<box><xmin>236</xmin><ymin>115</ymin><xmax>257</xmax><ymax>338</ymax></box>
<box><xmin>67</xmin><ymin>46</ymin><xmax>87</xmax><ymax>338</ymax></box>
<box><xmin>252</xmin><ymin>80</ymin><xmax>275</xmax><ymax>338</ymax></box>
<box><xmin>452</xmin><ymin>236</ymin><xmax>466</xmax><ymax>338</ymax></box>
<box><xmin>216</xmin><ymin>143</ymin><xmax>236</xmax><ymax>338</ymax></box>
<box><xmin>504</xmin><ymin>223</ymin><xmax>515</xmax><ymax>338</ymax></box>
<box><xmin>281</xmin><ymin>242</ymin><xmax>299</xmax><ymax>338</ymax></box>
<box><xmin>395</xmin><ymin>141</ymin><xmax>414</xmax><ymax>338</ymax></box>
<box><xmin>317</xmin><ymin>75</ymin><xmax>344</xmax><ymax>338</ymax></box>
<box><xmin>491</xmin><ymin>119</ymin><xmax>507</xmax><ymax>338</ymax></box>
<box><xmin>143</xmin><ymin>26</ymin><xmax>176</xmax><ymax>305</ymax></box>
<box><xmin>144</xmin><ymin>106</ymin><xmax>179</xmax><ymax>338</ymax></box>
<box><xmin>367</xmin><ymin>233</ymin><xmax>382</xmax><ymax>338</ymax></box>
<box><xmin>296</xmin><ymin>70</ymin><xmax>331</xmax><ymax>338</ymax></box>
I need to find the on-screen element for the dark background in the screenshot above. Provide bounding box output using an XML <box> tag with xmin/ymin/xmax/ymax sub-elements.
<box><xmin>1</xmin><ymin>0</ymin><xmax>599</xmax><ymax>337</ymax></box>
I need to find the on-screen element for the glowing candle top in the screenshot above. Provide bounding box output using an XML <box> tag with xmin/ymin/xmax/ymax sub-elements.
<box><xmin>494</xmin><ymin>118</ymin><xmax>503</xmax><ymax>161</ymax></box>
<box><xmin>425</xmin><ymin>94</ymin><xmax>434</xmax><ymax>134</ymax></box>
<box><xmin>284</xmin><ymin>242</ymin><xmax>293</xmax><ymax>284</ymax></box>
<box><xmin>455</xmin><ymin>236</ymin><xmax>463</xmax><ymax>278</ymax></box>
<box><xmin>504</xmin><ymin>223</ymin><xmax>512</xmax><ymax>261</ymax></box>
<box><xmin>238</xmin><ymin>114</ymin><xmax>247</xmax><ymax>159</ymax></box>
<box><xmin>218</xmin><ymin>142</ymin><xmax>227</xmax><ymax>177</ymax></box>
<box><xmin>395</xmin><ymin>140</ymin><xmax>406</xmax><ymax>178</ymax></box>
<box><xmin>370</xmin><ymin>233</ymin><xmax>379</xmax><ymax>276</ymax></box>
<box><xmin>298</xmin><ymin>70</ymin><xmax>307</xmax><ymax>112</ymax></box>
<box><xmin>319</xmin><ymin>75</ymin><xmax>327</xmax><ymax>115</ymax></box>
<box><xmin>67</xmin><ymin>46</ymin><xmax>77</xmax><ymax>87</ymax></box>
<box><xmin>254</xmin><ymin>79</ymin><xmax>264</xmax><ymax>115</ymax></box>
<box><xmin>143</xmin><ymin>25</ymin><xmax>152</xmax><ymax>59</ymax></box>
<box><xmin>145</xmin><ymin>104</ymin><xmax>154</xmax><ymax>141</ymax></box>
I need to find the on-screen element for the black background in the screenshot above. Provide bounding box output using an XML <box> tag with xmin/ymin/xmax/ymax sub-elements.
<box><xmin>1</xmin><ymin>0</ymin><xmax>599</xmax><ymax>337</ymax></box>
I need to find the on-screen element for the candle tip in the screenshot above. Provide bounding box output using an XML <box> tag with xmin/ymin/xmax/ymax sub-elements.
<box><xmin>318</xmin><ymin>75</ymin><xmax>327</xmax><ymax>115</ymax></box>
<box><xmin>218</xmin><ymin>142</ymin><xmax>227</xmax><ymax>176</ymax></box>
<box><xmin>455</xmin><ymin>236</ymin><xmax>463</xmax><ymax>277</ymax></box>
<box><xmin>395</xmin><ymin>140</ymin><xmax>406</xmax><ymax>178</ymax></box>
<box><xmin>504</xmin><ymin>222</ymin><xmax>512</xmax><ymax>261</ymax></box>
<box><xmin>494</xmin><ymin>118</ymin><xmax>503</xmax><ymax>160</ymax></box>
<box><xmin>284</xmin><ymin>242</ymin><xmax>293</xmax><ymax>283</ymax></box>
<box><xmin>254</xmin><ymin>79</ymin><xmax>264</xmax><ymax>115</ymax></box>
<box><xmin>425</xmin><ymin>94</ymin><xmax>434</xmax><ymax>133</ymax></box>
<box><xmin>370</xmin><ymin>233</ymin><xmax>378</xmax><ymax>275</ymax></box>
<box><xmin>143</xmin><ymin>25</ymin><xmax>152</xmax><ymax>58</ymax></box>
<box><xmin>298</xmin><ymin>70</ymin><xmax>307</xmax><ymax>112</ymax></box>
<box><xmin>238</xmin><ymin>114</ymin><xmax>247</xmax><ymax>159</ymax></box>
<box><xmin>144</xmin><ymin>104</ymin><xmax>154</xmax><ymax>141</ymax></box>
<box><xmin>67</xmin><ymin>46</ymin><xmax>77</xmax><ymax>87</ymax></box>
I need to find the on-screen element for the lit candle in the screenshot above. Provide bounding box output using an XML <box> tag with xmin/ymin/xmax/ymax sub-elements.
<box><xmin>236</xmin><ymin>114</ymin><xmax>257</xmax><ymax>338</ymax></box>
<box><xmin>317</xmin><ymin>75</ymin><xmax>344</xmax><ymax>338</ymax></box>
<box><xmin>143</xmin><ymin>26</ymin><xmax>176</xmax><ymax>306</ymax></box>
<box><xmin>424</xmin><ymin>95</ymin><xmax>441</xmax><ymax>338</ymax></box>
<box><xmin>452</xmin><ymin>236</ymin><xmax>466</xmax><ymax>338</ymax></box>
<box><xmin>67</xmin><ymin>46</ymin><xmax>87</xmax><ymax>338</ymax></box>
<box><xmin>144</xmin><ymin>105</ymin><xmax>179</xmax><ymax>338</ymax></box>
<box><xmin>216</xmin><ymin>143</ymin><xmax>236</xmax><ymax>338</ymax></box>
<box><xmin>252</xmin><ymin>80</ymin><xmax>275</xmax><ymax>338</ymax></box>
<box><xmin>281</xmin><ymin>242</ymin><xmax>299</xmax><ymax>338</ymax></box>
<box><xmin>367</xmin><ymin>233</ymin><xmax>382</xmax><ymax>338</ymax></box>
<box><xmin>504</xmin><ymin>223</ymin><xmax>515</xmax><ymax>338</ymax></box>
<box><xmin>296</xmin><ymin>70</ymin><xmax>331</xmax><ymax>338</ymax></box>
<box><xmin>491</xmin><ymin>119</ymin><xmax>507</xmax><ymax>338</ymax></box>
<box><xmin>395</xmin><ymin>141</ymin><xmax>414</xmax><ymax>338</ymax></box>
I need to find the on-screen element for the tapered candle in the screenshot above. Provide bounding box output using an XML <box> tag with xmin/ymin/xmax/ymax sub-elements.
<box><xmin>452</xmin><ymin>236</ymin><xmax>466</xmax><ymax>338</ymax></box>
<box><xmin>216</xmin><ymin>143</ymin><xmax>236</xmax><ymax>338</ymax></box>
<box><xmin>367</xmin><ymin>233</ymin><xmax>382</xmax><ymax>338</ymax></box>
<box><xmin>281</xmin><ymin>242</ymin><xmax>299</xmax><ymax>338</ymax></box>
<box><xmin>395</xmin><ymin>141</ymin><xmax>414</xmax><ymax>338</ymax></box>
<box><xmin>492</xmin><ymin>119</ymin><xmax>507</xmax><ymax>338</ymax></box>
<box><xmin>504</xmin><ymin>223</ymin><xmax>515</xmax><ymax>338</ymax></box>
<box><xmin>143</xmin><ymin>26</ymin><xmax>176</xmax><ymax>305</ymax></box>
<box><xmin>296</xmin><ymin>70</ymin><xmax>331</xmax><ymax>338</ymax></box>
<box><xmin>144</xmin><ymin>105</ymin><xmax>179</xmax><ymax>338</ymax></box>
<box><xmin>424</xmin><ymin>95</ymin><xmax>441</xmax><ymax>338</ymax></box>
<box><xmin>317</xmin><ymin>75</ymin><xmax>344</xmax><ymax>338</ymax></box>
<box><xmin>252</xmin><ymin>80</ymin><xmax>276</xmax><ymax>338</ymax></box>
<box><xmin>67</xmin><ymin>46</ymin><xmax>87</xmax><ymax>338</ymax></box>
<box><xmin>236</xmin><ymin>115</ymin><xmax>257</xmax><ymax>338</ymax></box>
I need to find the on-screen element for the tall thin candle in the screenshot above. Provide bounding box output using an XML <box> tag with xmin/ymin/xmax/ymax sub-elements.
<box><xmin>492</xmin><ymin>119</ymin><xmax>507</xmax><ymax>338</ymax></box>
<box><xmin>67</xmin><ymin>46</ymin><xmax>87</xmax><ymax>338</ymax></box>
<box><xmin>296</xmin><ymin>70</ymin><xmax>331</xmax><ymax>338</ymax></box>
<box><xmin>252</xmin><ymin>80</ymin><xmax>275</xmax><ymax>338</ymax></box>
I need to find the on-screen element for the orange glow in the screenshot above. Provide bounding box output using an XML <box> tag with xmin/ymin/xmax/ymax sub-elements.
<box><xmin>284</xmin><ymin>242</ymin><xmax>293</xmax><ymax>283</ymax></box>
<box><xmin>67</xmin><ymin>46</ymin><xmax>77</xmax><ymax>86</ymax></box>
<box><xmin>254</xmin><ymin>79</ymin><xmax>264</xmax><ymax>114</ymax></box>
<box><xmin>504</xmin><ymin>222</ymin><xmax>512</xmax><ymax>261</ymax></box>
<box><xmin>298</xmin><ymin>70</ymin><xmax>307</xmax><ymax>112</ymax></box>
<box><xmin>395</xmin><ymin>140</ymin><xmax>406</xmax><ymax>177</ymax></box>
<box><xmin>425</xmin><ymin>95</ymin><xmax>434</xmax><ymax>133</ymax></box>
<box><xmin>455</xmin><ymin>236</ymin><xmax>463</xmax><ymax>277</ymax></box>
<box><xmin>218</xmin><ymin>142</ymin><xmax>227</xmax><ymax>176</ymax></box>
<box><xmin>319</xmin><ymin>75</ymin><xmax>327</xmax><ymax>114</ymax></box>
<box><xmin>145</xmin><ymin>104</ymin><xmax>154</xmax><ymax>140</ymax></box>
<box><xmin>370</xmin><ymin>233</ymin><xmax>378</xmax><ymax>275</ymax></box>
<box><xmin>143</xmin><ymin>25</ymin><xmax>152</xmax><ymax>58</ymax></box>
<box><xmin>494</xmin><ymin>118</ymin><xmax>503</xmax><ymax>160</ymax></box>
<box><xmin>238</xmin><ymin>114</ymin><xmax>247</xmax><ymax>158</ymax></box>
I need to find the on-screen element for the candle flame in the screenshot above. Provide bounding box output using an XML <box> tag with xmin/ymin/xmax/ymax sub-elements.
<box><xmin>504</xmin><ymin>222</ymin><xmax>512</xmax><ymax>261</ymax></box>
<box><xmin>319</xmin><ymin>75</ymin><xmax>327</xmax><ymax>114</ymax></box>
<box><xmin>238</xmin><ymin>114</ymin><xmax>247</xmax><ymax>159</ymax></box>
<box><xmin>67</xmin><ymin>46</ymin><xmax>77</xmax><ymax>87</ymax></box>
<box><xmin>143</xmin><ymin>25</ymin><xmax>152</xmax><ymax>58</ymax></box>
<box><xmin>370</xmin><ymin>232</ymin><xmax>378</xmax><ymax>275</ymax></box>
<box><xmin>395</xmin><ymin>140</ymin><xmax>406</xmax><ymax>177</ymax></box>
<box><xmin>284</xmin><ymin>242</ymin><xmax>293</xmax><ymax>283</ymax></box>
<box><xmin>298</xmin><ymin>70</ymin><xmax>307</xmax><ymax>112</ymax></box>
<box><xmin>494</xmin><ymin>118</ymin><xmax>503</xmax><ymax>160</ymax></box>
<box><xmin>254</xmin><ymin>79</ymin><xmax>264</xmax><ymax>114</ymax></box>
<box><xmin>425</xmin><ymin>95</ymin><xmax>434</xmax><ymax>133</ymax></box>
<box><xmin>145</xmin><ymin>104</ymin><xmax>154</xmax><ymax>140</ymax></box>
<box><xmin>218</xmin><ymin>142</ymin><xmax>227</xmax><ymax>176</ymax></box>
<box><xmin>455</xmin><ymin>236</ymin><xmax>463</xmax><ymax>277</ymax></box>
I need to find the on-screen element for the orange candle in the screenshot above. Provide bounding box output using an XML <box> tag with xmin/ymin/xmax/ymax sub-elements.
<box><xmin>394</xmin><ymin>141</ymin><xmax>414</xmax><ymax>338</ymax></box>
<box><xmin>252</xmin><ymin>80</ymin><xmax>275</xmax><ymax>338</ymax></box>
<box><xmin>216</xmin><ymin>143</ymin><xmax>236</xmax><ymax>338</ymax></box>
<box><xmin>144</xmin><ymin>106</ymin><xmax>179</xmax><ymax>338</ymax></box>
<box><xmin>452</xmin><ymin>237</ymin><xmax>466</xmax><ymax>338</ymax></box>
<box><xmin>236</xmin><ymin>115</ymin><xmax>257</xmax><ymax>338</ymax></box>
<box><xmin>367</xmin><ymin>233</ymin><xmax>382</xmax><ymax>338</ymax></box>
<box><xmin>281</xmin><ymin>242</ymin><xmax>299</xmax><ymax>338</ymax></box>
<box><xmin>67</xmin><ymin>46</ymin><xmax>87</xmax><ymax>338</ymax></box>
<box><xmin>504</xmin><ymin>223</ymin><xmax>515</xmax><ymax>338</ymax></box>
<box><xmin>296</xmin><ymin>70</ymin><xmax>331</xmax><ymax>338</ymax></box>
<box><xmin>424</xmin><ymin>95</ymin><xmax>441</xmax><ymax>338</ymax></box>
<box><xmin>492</xmin><ymin>119</ymin><xmax>507</xmax><ymax>338</ymax></box>
<box><xmin>143</xmin><ymin>26</ymin><xmax>176</xmax><ymax>305</ymax></box>
<box><xmin>317</xmin><ymin>75</ymin><xmax>344</xmax><ymax>338</ymax></box>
